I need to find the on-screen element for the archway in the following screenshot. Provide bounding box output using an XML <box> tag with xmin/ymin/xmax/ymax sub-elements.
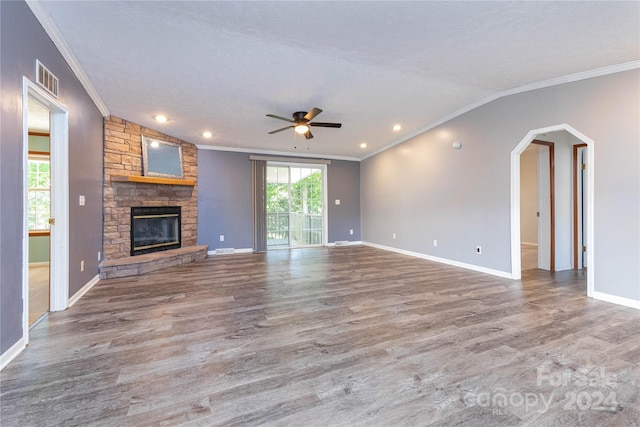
<box><xmin>510</xmin><ymin>124</ymin><xmax>594</xmax><ymax>297</ymax></box>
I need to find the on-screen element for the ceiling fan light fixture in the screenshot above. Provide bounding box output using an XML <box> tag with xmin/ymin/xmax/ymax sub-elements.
<box><xmin>294</xmin><ymin>124</ymin><xmax>309</xmax><ymax>134</ymax></box>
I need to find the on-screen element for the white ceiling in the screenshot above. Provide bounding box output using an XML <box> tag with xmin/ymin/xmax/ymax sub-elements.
<box><xmin>30</xmin><ymin>1</ymin><xmax>639</xmax><ymax>160</ymax></box>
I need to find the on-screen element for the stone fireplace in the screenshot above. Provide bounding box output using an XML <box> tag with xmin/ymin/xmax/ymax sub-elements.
<box><xmin>99</xmin><ymin>116</ymin><xmax>206</xmax><ymax>279</ymax></box>
<box><xmin>130</xmin><ymin>206</ymin><xmax>181</xmax><ymax>256</ymax></box>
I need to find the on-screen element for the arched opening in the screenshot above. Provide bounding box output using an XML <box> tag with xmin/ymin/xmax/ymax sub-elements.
<box><xmin>510</xmin><ymin>124</ymin><xmax>594</xmax><ymax>297</ymax></box>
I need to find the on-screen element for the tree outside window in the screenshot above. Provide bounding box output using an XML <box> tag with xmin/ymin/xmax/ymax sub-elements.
<box><xmin>28</xmin><ymin>155</ymin><xmax>51</xmax><ymax>230</ymax></box>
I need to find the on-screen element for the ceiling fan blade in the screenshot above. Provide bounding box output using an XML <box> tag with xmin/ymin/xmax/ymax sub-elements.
<box><xmin>268</xmin><ymin>125</ymin><xmax>293</xmax><ymax>134</ymax></box>
<box><xmin>304</xmin><ymin>108</ymin><xmax>322</xmax><ymax>121</ymax></box>
<box><xmin>305</xmin><ymin>130</ymin><xmax>314</xmax><ymax>140</ymax></box>
<box><xmin>266</xmin><ymin>114</ymin><xmax>294</xmax><ymax>123</ymax></box>
<box><xmin>309</xmin><ymin>122</ymin><xmax>342</xmax><ymax>128</ymax></box>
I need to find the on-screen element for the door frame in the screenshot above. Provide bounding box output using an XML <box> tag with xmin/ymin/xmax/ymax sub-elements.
<box><xmin>22</xmin><ymin>77</ymin><xmax>69</xmax><ymax>341</ymax></box>
<box><xmin>531</xmin><ymin>139</ymin><xmax>555</xmax><ymax>272</ymax></box>
<box><xmin>573</xmin><ymin>143</ymin><xmax>588</xmax><ymax>269</ymax></box>
<box><xmin>266</xmin><ymin>161</ymin><xmax>328</xmax><ymax>248</ymax></box>
<box><xmin>510</xmin><ymin>124</ymin><xmax>594</xmax><ymax>297</ymax></box>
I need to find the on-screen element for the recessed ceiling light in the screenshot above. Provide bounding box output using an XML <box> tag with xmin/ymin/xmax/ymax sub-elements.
<box><xmin>155</xmin><ymin>114</ymin><xmax>168</xmax><ymax>123</ymax></box>
<box><xmin>360</xmin><ymin>143</ymin><xmax>367</xmax><ymax>148</ymax></box>
<box><xmin>203</xmin><ymin>131</ymin><xmax>212</xmax><ymax>138</ymax></box>
<box><xmin>393</xmin><ymin>124</ymin><xmax>402</xmax><ymax>131</ymax></box>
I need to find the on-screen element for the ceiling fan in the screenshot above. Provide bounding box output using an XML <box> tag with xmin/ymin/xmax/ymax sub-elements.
<box><xmin>266</xmin><ymin>108</ymin><xmax>342</xmax><ymax>139</ymax></box>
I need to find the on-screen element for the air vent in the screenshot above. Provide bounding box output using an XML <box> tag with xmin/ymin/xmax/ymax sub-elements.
<box><xmin>215</xmin><ymin>248</ymin><xmax>235</xmax><ymax>255</ymax></box>
<box><xmin>36</xmin><ymin>60</ymin><xmax>59</xmax><ymax>98</ymax></box>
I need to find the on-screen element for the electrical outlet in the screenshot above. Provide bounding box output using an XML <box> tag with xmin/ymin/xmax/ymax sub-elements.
<box><xmin>335</xmin><ymin>199</ymin><xmax>341</xmax><ymax>205</ymax></box>
<box><xmin>350</xmin><ymin>229</ymin><xmax>353</xmax><ymax>235</ymax></box>
<box><xmin>393</xmin><ymin>233</ymin><xmax>396</xmax><ymax>240</ymax></box>
<box><xmin>80</xmin><ymin>260</ymin><xmax>85</xmax><ymax>271</ymax></box>
<box><xmin>476</xmin><ymin>246</ymin><xmax>482</xmax><ymax>255</ymax></box>
<box><xmin>220</xmin><ymin>235</ymin><xmax>225</xmax><ymax>242</ymax></box>
<box><xmin>79</xmin><ymin>195</ymin><xmax>85</xmax><ymax>206</ymax></box>
<box><xmin>433</xmin><ymin>240</ymin><xmax>438</xmax><ymax>247</ymax></box>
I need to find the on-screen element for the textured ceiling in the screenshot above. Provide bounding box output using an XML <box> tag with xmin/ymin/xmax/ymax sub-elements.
<box><xmin>31</xmin><ymin>1</ymin><xmax>639</xmax><ymax>160</ymax></box>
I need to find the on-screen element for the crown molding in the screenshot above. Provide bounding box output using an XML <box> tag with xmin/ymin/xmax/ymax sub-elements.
<box><xmin>196</xmin><ymin>144</ymin><xmax>360</xmax><ymax>162</ymax></box>
<box><xmin>26</xmin><ymin>1</ymin><xmax>110</xmax><ymax>117</ymax></box>
<box><xmin>362</xmin><ymin>60</ymin><xmax>640</xmax><ymax>160</ymax></box>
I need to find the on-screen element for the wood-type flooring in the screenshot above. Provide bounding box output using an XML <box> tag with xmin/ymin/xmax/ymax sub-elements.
<box><xmin>29</xmin><ymin>265</ymin><xmax>50</xmax><ymax>325</ymax></box>
<box><xmin>2</xmin><ymin>246</ymin><xmax>639</xmax><ymax>426</ymax></box>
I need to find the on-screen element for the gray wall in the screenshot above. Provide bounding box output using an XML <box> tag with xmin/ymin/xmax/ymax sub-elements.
<box><xmin>327</xmin><ymin>160</ymin><xmax>361</xmax><ymax>242</ymax></box>
<box><xmin>198</xmin><ymin>150</ymin><xmax>254</xmax><ymax>250</ymax></box>
<box><xmin>197</xmin><ymin>150</ymin><xmax>361</xmax><ymax>250</ymax></box>
<box><xmin>1</xmin><ymin>1</ymin><xmax>104</xmax><ymax>353</ymax></box>
<box><xmin>361</xmin><ymin>69</ymin><xmax>640</xmax><ymax>301</ymax></box>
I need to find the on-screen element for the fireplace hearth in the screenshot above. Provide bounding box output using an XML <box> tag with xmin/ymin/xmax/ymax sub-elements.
<box><xmin>130</xmin><ymin>206</ymin><xmax>181</xmax><ymax>256</ymax></box>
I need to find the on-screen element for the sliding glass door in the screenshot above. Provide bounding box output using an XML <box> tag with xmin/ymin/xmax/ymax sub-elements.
<box><xmin>266</xmin><ymin>164</ymin><xmax>324</xmax><ymax>248</ymax></box>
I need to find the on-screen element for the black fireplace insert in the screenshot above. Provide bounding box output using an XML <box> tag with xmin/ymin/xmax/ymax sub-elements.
<box><xmin>130</xmin><ymin>206</ymin><xmax>181</xmax><ymax>256</ymax></box>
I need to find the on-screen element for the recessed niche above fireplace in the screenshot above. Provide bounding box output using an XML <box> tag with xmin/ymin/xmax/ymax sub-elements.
<box><xmin>130</xmin><ymin>206</ymin><xmax>181</xmax><ymax>256</ymax></box>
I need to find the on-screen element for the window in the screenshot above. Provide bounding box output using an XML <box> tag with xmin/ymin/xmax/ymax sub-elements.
<box><xmin>28</xmin><ymin>154</ymin><xmax>50</xmax><ymax>230</ymax></box>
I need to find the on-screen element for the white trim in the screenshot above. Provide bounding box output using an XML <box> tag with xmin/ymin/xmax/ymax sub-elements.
<box><xmin>592</xmin><ymin>292</ymin><xmax>640</xmax><ymax>310</ymax></box>
<box><xmin>250</xmin><ymin>155</ymin><xmax>331</xmax><ymax>165</ymax></box>
<box><xmin>362</xmin><ymin>241</ymin><xmax>513</xmax><ymax>279</ymax></box>
<box><xmin>0</xmin><ymin>338</ymin><xmax>27</xmax><ymax>371</ymax></box>
<box><xmin>207</xmin><ymin>248</ymin><xmax>253</xmax><ymax>256</ymax></box>
<box><xmin>67</xmin><ymin>274</ymin><xmax>100</xmax><ymax>308</ymax></box>
<box><xmin>362</xmin><ymin>61</ymin><xmax>640</xmax><ymax>161</ymax></box>
<box><xmin>509</xmin><ymin>124</ymin><xmax>595</xmax><ymax>298</ymax></box>
<box><xmin>26</xmin><ymin>1</ymin><xmax>109</xmax><ymax>117</ymax></box>
<box><xmin>197</xmin><ymin>144</ymin><xmax>360</xmax><ymax>162</ymax></box>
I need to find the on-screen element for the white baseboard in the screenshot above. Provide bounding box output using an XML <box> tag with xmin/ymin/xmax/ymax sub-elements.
<box><xmin>208</xmin><ymin>248</ymin><xmax>253</xmax><ymax>256</ymax></box>
<box><xmin>68</xmin><ymin>274</ymin><xmax>99</xmax><ymax>308</ymax></box>
<box><xmin>362</xmin><ymin>241</ymin><xmax>513</xmax><ymax>279</ymax></box>
<box><xmin>521</xmin><ymin>242</ymin><xmax>538</xmax><ymax>247</ymax></box>
<box><xmin>28</xmin><ymin>261</ymin><xmax>50</xmax><ymax>267</ymax></box>
<box><xmin>592</xmin><ymin>291</ymin><xmax>640</xmax><ymax>310</ymax></box>
<box><xmin>0</xmin><ymin>337</ymin><xmax>26</xmax><ymax>371</ymax></box>
<box><xmin>326</xmin><ymin>241</ymin><xmax>363</xmax><ymax>247</ymax></box>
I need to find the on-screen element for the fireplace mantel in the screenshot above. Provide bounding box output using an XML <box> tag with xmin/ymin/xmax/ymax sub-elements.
<box><xmin>111</xmin><ymin>175</ymin><xmax>195</xmax><ymax>186</ymax></box>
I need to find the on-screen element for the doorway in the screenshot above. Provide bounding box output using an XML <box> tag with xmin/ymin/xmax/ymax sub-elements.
<box><xmin>27</xmin><ymin>98</ymin><xmax>51</xmax><ymax>325</ymax></box>
<box><xmin>266</xmin><ymin>163</ymin><xmax>326</xmax><ymax>249</ymax></box>
<box><xmin>510</xmin><ymin>124</ymin><xmax>594</xmax><ymax>297</ymax></box>
<box><xmin>519</xmin><ymin>141</ymin><xmax>555</xmax><ymax>272</ymax></box>
<box><xmin>22</xmin><ymin>78</ymin><xmax>69</xmax><ymax>339</ymax></box>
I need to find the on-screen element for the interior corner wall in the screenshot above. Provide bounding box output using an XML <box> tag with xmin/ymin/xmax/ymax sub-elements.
<box><xmin>361</xmin><ymin>69</ymin><xmax>640</xmax><ymax>302</ymax></box>
<box><xmin>0</xmin><ymin>1</ymin><xmax>104</xmax><ymax>354</ymax></box>
<box><xmin>197</xmin><ymin>150</ymin><xmax>361</xmax><ymax>250</ymax></box>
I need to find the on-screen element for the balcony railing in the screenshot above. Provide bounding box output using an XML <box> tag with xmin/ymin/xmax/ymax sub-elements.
<box><xmin>267</xmin><ymin>212</ymin><xmax>322</xmax><ymax>247</ymax></box>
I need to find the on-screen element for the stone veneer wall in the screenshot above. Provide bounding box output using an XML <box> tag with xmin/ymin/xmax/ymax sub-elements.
<box><xmin>103</xmin><ymin>116</ymin><xmax>198</xmax><ymax>260</ymax></box>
